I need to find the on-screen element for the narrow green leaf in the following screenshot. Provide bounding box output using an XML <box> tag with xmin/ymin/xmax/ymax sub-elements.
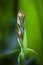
<box><xmin>23</xmin><ymin>30</ymin><xmax>27</xmax><ymax>49</ymax></box>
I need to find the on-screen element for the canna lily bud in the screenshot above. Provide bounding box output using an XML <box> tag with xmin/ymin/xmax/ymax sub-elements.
<box><xmin>17</xmin><ymin>10</ymin><xmax>25</xmax><ymax>26</ymax></box>
<box><xmin>17</xmin><ymin>10</ymin><xmax>22</xmax><ymax>26</ymax></box>
<box><xmin>15</xmin><ymin>29</ymin><xmax>23</xmax><ymax>47</ymax></box>
<box><xmin>15</xmin><ymin>29</ymin><xmax>21</xmax><ymax>39</ymax></box>
<box><xmin>17</xmin><ymin>10</ymin><xmax>25</xmax><ymax>39</ymax></box>
<box><xmin>15</xmin><ymin>10</ymin><xmax>25</xmax><ymax>47</ymax></box>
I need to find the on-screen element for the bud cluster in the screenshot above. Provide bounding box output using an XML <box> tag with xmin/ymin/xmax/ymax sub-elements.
<box><xmin>16</xmin><ymin>10</ymin><xmax>25</xmax><ymax>47</ymax></box>
<box><xmin>15</xmin><ymin>10</ymin><xmax>36</xmax><ymax>65</ymax></box>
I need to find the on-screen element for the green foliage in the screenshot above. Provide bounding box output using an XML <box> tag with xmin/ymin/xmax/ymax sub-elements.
<box><xmin>0</xmin><ymin>0</ymin><xmax>43</xmax><ymax>65</ymax></box>
<box><xmin>18</xmin><ymin>0</ymin><xmax>43</xmax><ymax>65</ymax></box>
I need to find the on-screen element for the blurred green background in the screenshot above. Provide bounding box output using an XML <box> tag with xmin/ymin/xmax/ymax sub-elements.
<box><xmin>0</xmin><ymin>0</ymin><xmax>43</xmax><ymax>65</ymax></box>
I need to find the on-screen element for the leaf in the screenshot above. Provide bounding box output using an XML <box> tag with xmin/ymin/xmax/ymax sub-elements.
<box><xmin>26</xmin><ymin>48</ymin><xmax>37</xmax><ymax>54</ymax></box>
<box><xmin>23</xmin><ymin>29</ymin><xmax>27</xmax><ymax>49</ymax></box>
